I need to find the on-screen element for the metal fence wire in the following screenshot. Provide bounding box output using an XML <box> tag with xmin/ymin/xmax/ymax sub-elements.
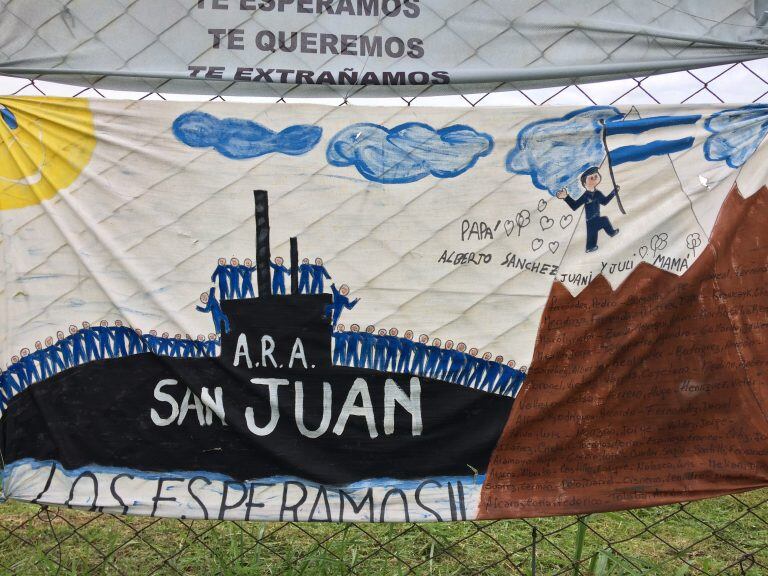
<box><xmin>2</xmin><ymin>61</ymin><xmax>768</xmax><ymax>575</ymax></box>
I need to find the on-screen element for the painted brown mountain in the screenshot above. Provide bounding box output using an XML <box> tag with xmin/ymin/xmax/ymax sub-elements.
<box><xmin>479</xmin><ymin>184</ymin><xmax>768</xmax><ymax>519</ymax></box>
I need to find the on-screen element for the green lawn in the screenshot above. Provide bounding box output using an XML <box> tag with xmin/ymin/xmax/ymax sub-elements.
<box><xmin>0</xmin><ymin>490</ymin><xmax>766</xmax><ymax>575</ymax></box>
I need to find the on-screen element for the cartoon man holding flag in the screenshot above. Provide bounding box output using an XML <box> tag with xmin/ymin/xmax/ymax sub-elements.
<box><xmin>557</xmin><ymin>167</ymin><xmax>620</xmax><ymax>253</ymax></box>
<box><xmin>507</xmin><ymin>105</ymin><xmax>701</xmax><ymax>253</ymax></box>
<box><xmin>557</xmin><ymin>117</ymin><xmax>624</xmax><ymax>252</ymax></box>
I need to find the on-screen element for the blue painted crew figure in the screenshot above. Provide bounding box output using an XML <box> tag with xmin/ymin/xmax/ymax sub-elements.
<box><xmin>207</xmin><ymin>333</ymin><xmax>219</xmax><ymax>357</ymax></box>
<box><xmin>228</xmin><ymin>258</ymin><xmax>242</xmax><ymax>299</ymax></box>
<box><xmin>482</xmin><ymin>355</ymin><xmax>505</xmax><ymax>392</ymax></box>
<box><xmin>324</xmin><ymin>283</ymin><xmax>360</xmax><ymax>327</ymax></box>
<box><xmin>67</xmin><ymin>324</ymin><xmax>87</xmax><ymax>366</ymax></box>
<box><xmin>197</xmin><ymin>288</ymin><xmax>231</xmax><ymax>334</ymax></box>
<box><xmin>0</xmin><ymin>369</ymin><xmax>14</xmax><ymax>406</ymax></box>
<box><xmin>346</xmin><ymin>324</ymin><xmax>362</xmax><ymax>367</ymax></box>
<box><xmin>446</xmin><ymin>342</ymin><xmax>467</xmax><ymax>382</ymax></box>
<box><xmin>310</xmin><ymin>257</ymin><xmax>331</xmax><ymax>294</ymax></box>
<box><xmin>45</xmin><ymin>336</ymin><xmax>66</xmax><ymax>374</ymax></box>
<box><xmin>194</xmin><ymin>335</ymin><xmax>207</xmax><ymax>357</ymax></box>
<box><xmin>170</xmin><ymin>334</ymin><xmax>183</xmax><ymax>357</ymax></box>
<box><xmin>145</xmin><ymin>330</ymin><xmax>160</xmax><ymax>354</ymax></box>
<box><xmin>298</xmin><ymin>258</ymin><xmax>313</xmax><ymax>294</ymax></box>
<box><xmin>458</xmin><ymin>347</ymin><xmax>480</xmax><ymax>385</ymax></box>
<box><xmin>396</xmin><ymin>330</ymin><xmax>416</xmax><ymax>373</ymax></box>
<box><xmin>240</xmin><ymin>258</ymin><xmax>257</xmax><ymax>298</ymax></box>
<box><xmin>374</xmin><ymin>329</ymin><xmax>388</xmax><ymax>371</ymax></box>
<box><xmin>332</xmin><ymin>323</ymin><xmax>348</xmax><ymax>365</ymax></box>
<box><xmin>212</xmin><ymin>257</ymin><xmax>231</xmax><ymax>300</ymax></box>
<box><xmin>181</xmin><ymin>333</ymin><xmax>195</xmax><ymax>358</ymax></box>
<box><xmin>32</xmin><ymin>341</ymin><xmax>51</xmax><ymax>380</ymax></box>
<box><xmin>94</xmin><ymin>320</ymin><xmax>114</xmax><ymax>359</ymax></box>
<box><xmin>410</xmin><ymin>334</ymin><xmax>430</xmax><ymax>376</ymax></box>
<box><xmin>433</xmin><ymin>339</ymin><xmax>454</xmax><ymax>380</ymax></box>
<box><xmin>270</xmin><ymin>256</ymin><xmax>290</xmax><ymax>295</ymax></box>
<box><xmin>81</xmin><ymin>321</ymin><xmax>99</xmax><ymax>361</ymax></box>
<box><xmin>359</xmin><ymin>325</ymin><xmax>377</xmax><ymax>369</ymax></box>
<box><xmin>111</xmin><ymin>320</ymin><xmax>130</xmax><ymax>357</ymax></box>
<box><xmin>468</xmin><ymin>352</ymin><xmax>492</xmax><ymax>388</ymax></box>
<box><xmin>158</xmin><ymin>332</ymin><xmax>171</xmax><ymax>356</ymax></box>
<box><xmin>7</xmin><ymin>355</ymin><xmax>27</xmax><ymax>391</ymax></box>
<box><xmin>384</xmin><ymin>328</ymin><xmax>402</xmax><ymax>372</ymax></box>
<box><xmin>557</xmin><ymin>167</ymin><xmax>620</xmax><ymax>253</ymax></box>
<box><xmin>508</xmin><ymin>366</ymin><xmax>527</xmax><ymax>397</ymax></box>
<box><xmin>19</xmin><ymin>348</ymin><xmax>38</xmax><ymax>383</ymax></box>
<box><xmin>128</xmin><ymin>328</ymin><xmax>146</xmax><ymax>355</ymax></box>
<box><xmin>56</xmin><ymin>330</ymin><xmax>72</xmax><ymax>368</ymax></box>
<box><xmin>494</xmin><ymin>360</ymin><xmax>519</xmax><ymax>395</ymax></box>
<box><xmin>424</xmin><ymin>338</ymin><xmax>443</xmax><ymax>378</ymax></box>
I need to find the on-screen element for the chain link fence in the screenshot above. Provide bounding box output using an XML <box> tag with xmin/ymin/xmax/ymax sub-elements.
<box><xmin>2</xmin><ymin>61</ymin><xmax>768</xmax><ymax>575</ymax></box>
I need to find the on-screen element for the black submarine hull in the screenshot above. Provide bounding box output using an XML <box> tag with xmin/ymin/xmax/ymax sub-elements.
<box><xmin>0</xmin><ymin>296</ymin><xmax>514</xmax><ymax>485</ymax></box>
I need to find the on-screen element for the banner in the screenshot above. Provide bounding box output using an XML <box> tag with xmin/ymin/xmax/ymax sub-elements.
<box><xmin>1</xmin><ymin>97</ymin><xmax>768</xmax><ymax>522</ymax></box>
<box><xmin>0</xmin><ymin>1</ymin><xmax>767</xmax><ymax>96</ymax></box>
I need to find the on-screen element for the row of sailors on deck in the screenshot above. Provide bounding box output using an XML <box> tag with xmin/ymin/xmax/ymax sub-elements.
<box><xmin>211</xmin><ymin>256</ymin><xmax>334</xmax><ymax>299</ymax></box>
<box><xmin>332</xmin><ymin>324</ymin><xmax>526</xmax><ymax>396</ymax></box>
<box><xmin>204</xmin><ymin>256</ymin><xmax>354</xmax><ymax>333</ymax></box>
<box><xmin>1</xmin><ymin>322</ymin><xmax>221</xmax><ymax>396</ymax></box>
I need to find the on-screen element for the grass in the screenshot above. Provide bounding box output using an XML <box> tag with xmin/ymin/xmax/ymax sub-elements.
<box><xmin>0</xmin><ymin>490</ymin><xmax>766</xmax><ymax>575</ymax></box>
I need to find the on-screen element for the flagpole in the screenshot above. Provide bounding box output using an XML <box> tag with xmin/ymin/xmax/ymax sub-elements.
<box><xmin>599</xmin><ymin>120</ymin><xmax>627</xmax><ymax>215</ymax></box>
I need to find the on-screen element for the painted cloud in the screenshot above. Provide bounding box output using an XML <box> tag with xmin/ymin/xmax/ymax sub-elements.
<box><xmin>704</xmin><ymin>104</ymin><xmax>768</xmax><ymax>168</ymax></box>
<box><xmin>173</xmin><ymin>111</ymin><xmax>323</xmax><ymax>159</ymax></box>
<box><xmin>326</xmin><ymin>122</ymin><xmax>494</xmax><ymax>184</ymax></box>
<box><xmin>506</xmin><ymin>106</ymin><xmax>623</xmax><ymax>197</ymax></box>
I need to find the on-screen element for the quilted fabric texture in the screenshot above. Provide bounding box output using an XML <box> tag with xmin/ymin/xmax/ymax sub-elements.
<box><xmin>0</xmin><ymin>98</ymin><xmax>762</xmax><ymax>368</ymax></box>
<box><xmin>1</xmin><ymin>98</ymin><xmax>767</xmax><ymax>522</ymax></box>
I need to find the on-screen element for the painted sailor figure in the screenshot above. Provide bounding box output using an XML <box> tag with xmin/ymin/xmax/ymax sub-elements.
<box><xmin>310</xmin><ymin>257</ymin><xmax>331</xmax><ymax>294</ymax></box>
<box><xmin>332</xmin><ymin>324</ymin><xmax>348</xmax><ymax>365</ymax></box>
<box><xmin>196</xmin><ymin>288</ymin><xmax>231</xmax><ymax>335</ymax></box>
<box><xmin>298</xmin><ymin>258</ymin><xmax>313</xmax><ymax>294</ymax></box>
<box><xmin>324</xmin><ymin>283</ymin><xmax>360</xmax><ymax>327</ymax></box>
<box><xmin>240</xmin><ymin>258</ymin><xmax>257</xmax><ymax>298</ymax></box>
<box><xmin>211</xmin><ymin>258</ymin><xmax>231</xmax><ymax>299</ymax></box>
<box><xmin>270</xmin><ymin>256</ymin><xmax>290</xmax><ymax>295</ymax></box>
<box><xmin>346</xmin><ymin>324</ymin><xmax>362</xmax><ymax>367</ymax></box>
<box><xmin>359</xmin><ymin>325</ymin><xmax>377</xmax><ymax>369</ymax></box>
<box><xmin>557</xmin><ymin>167</ymin><xmax>620</xmax><ymax>253</ymax></box>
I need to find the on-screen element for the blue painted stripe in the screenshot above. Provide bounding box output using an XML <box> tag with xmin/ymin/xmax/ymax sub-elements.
<box><xmin>3</xmin><ymin>457</ymin><xmax>484</xmax><ymax>492</ymax></box>
<box><xmin>605</xmin><ymin>115</ymin><xmax>701</xmax><ymax>136</ymax></box>
<box><xmin>612</xmin><ymin>137</ymin><xmax>695</xmax><ymax>165</ymax></box>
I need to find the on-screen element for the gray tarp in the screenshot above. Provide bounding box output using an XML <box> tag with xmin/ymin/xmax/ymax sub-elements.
<box><xmin>1</xmin><ymin>0</ymin><xmax>767</xmax><ymax>96</ymax></box>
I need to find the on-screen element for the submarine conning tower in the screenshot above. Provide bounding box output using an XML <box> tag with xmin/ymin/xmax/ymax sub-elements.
<box><xmin>220</xmin><ymin>190</ymin><xmax>333</xmax><ymax>370</ymax></box>
<box><xmin>253</xmin><ymin>189</ymin><xmax>301</xmax><ymax>297</ymax></box>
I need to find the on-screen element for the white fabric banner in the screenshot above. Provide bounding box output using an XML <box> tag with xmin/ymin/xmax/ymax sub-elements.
<box><xmin>0</xmin><ymin>0</ymin><xmax>766</xmax><ymax>96</ymax></box>
<box><xmin>1</xmin><ymin>98</ymin><xmax>756</xmax><ymax>365</ymax></box>
<box><xmin>2</xmin><ymin>98</ymin><xmax>768</xmax><ymax>521</ymax></box>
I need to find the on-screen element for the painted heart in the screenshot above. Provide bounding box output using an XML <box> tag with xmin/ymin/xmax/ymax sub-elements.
<box><xmin>504</xmin><ymin>220</ymin><xmax>514</xmax><ymax>237</ymax></box>
<box><xmin>532</xmin><ymin>238</ymin><xmax>544</xmax><ymax>251</ymax></box>
<box><xmin>540</xmin><ymin>216</ymin><xmax>554</xmax><ymax>231</ymax></box>
<box><xmin>537</xmin><ymin>199</ymin><xmax>547</xmax><ymax>212</ymax></box>
<box><xmin>548</xmin><ymin>241</ymin><xmax>560</xmax><ymax>254</ymax></box>
<box><xmin>560</xmin><ymin>214</ymin><xmax>573</xmax><ymax>229</ymax></box>
<box><xmin>639</xmin><ymin>246</ymin><xmax>648</xmax><ymax>259</ymax></box>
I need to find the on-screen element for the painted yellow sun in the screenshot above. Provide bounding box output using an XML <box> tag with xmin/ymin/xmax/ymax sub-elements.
<box><xmin>0</xmin><ymin>97</ymin><xmax>95</xmax><ymax>211</ymax></box>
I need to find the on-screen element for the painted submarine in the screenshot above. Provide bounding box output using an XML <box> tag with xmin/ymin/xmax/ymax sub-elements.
<box><xmin>0</xmin><ymin>192</ymin><xmax>515</xmax><ymax>485</ymax></box>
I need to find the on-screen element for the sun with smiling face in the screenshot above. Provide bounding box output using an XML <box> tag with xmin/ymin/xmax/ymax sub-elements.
<box><xmin>0</xmin><ymin>97</ymin><xmax>96</xmax><ymax>211</ymax></box>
